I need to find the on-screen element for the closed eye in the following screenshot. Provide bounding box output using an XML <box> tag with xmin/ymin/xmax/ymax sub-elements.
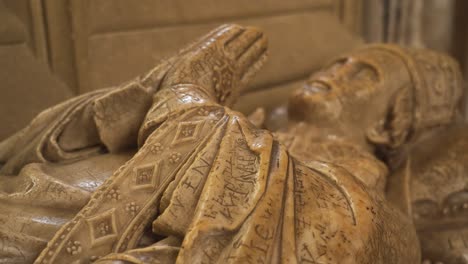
<box><xmin>326</xmin><ymin>58</ymin><xmax>348</xmax><ymax>72</ymax></box>
<box><xmin>352</xmin><ymin>64</ymin><xmax>379</xmax><ymax>82</ymax></box>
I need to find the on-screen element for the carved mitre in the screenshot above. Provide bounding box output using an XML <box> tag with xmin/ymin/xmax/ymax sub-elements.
<box><xmin>290</xmin><ymin>44</ymin><xmax>463</xmax><ymax>158</ymax></box>
<box><xmin>363</xmin><ymin>44</ymin><xmax>464</xmax><ymax>142</ymax></box>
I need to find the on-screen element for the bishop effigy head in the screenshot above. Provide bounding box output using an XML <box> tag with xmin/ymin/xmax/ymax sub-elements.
<box><xmin>289</xmin><ymin>44</ymin><xmax>464</xmax><ymax>162</ymax></box>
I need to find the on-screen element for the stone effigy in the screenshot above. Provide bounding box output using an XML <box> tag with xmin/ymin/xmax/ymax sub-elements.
<box><xmin>0</xmin><ymin>24</ymin><xmax>465</xmax><ymax>263</ymax></box>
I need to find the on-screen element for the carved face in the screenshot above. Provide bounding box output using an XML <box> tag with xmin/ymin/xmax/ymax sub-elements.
<box><xmin>288</xmin><ymin>48</ymin><xmax>412</xmax><ymax>131</ymax></box>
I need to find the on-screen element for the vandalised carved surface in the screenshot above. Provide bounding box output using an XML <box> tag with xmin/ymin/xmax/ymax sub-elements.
<box><xmin>0</xmin><ymin>24</ymin><xmax>465</xmax><ymax>263</ymax></box>
<box><xmin>387</xmin><ymin>125</ymin><xmax>468</xmax><ymax>264</ymax></box>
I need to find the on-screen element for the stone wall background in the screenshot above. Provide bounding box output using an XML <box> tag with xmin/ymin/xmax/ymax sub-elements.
<box><xmin>363</xmin><ymin>0</ymin><xmax>466</xmax><ymax>76</ymax></box>
<box><xmin>0</xmin><ymin>0</ymin><xmax>364</xmax><ymax>140</ymax></box>
<box><xmin>0</xmin><ymin>0</ymin><xmax>466</xmax><ymax>140</ymax></box>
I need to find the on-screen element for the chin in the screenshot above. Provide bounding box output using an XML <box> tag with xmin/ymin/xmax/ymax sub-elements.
<box><xmin>289</xmin><ymin>94</ymin><xmax>342</xmax><ymax>124</ymax></box>
<box><xmin>288</xmin><ymin>91</ymin><xmax>312</xmax><ymax>121</ymax></box>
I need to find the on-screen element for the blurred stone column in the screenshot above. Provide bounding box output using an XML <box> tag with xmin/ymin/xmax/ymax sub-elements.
<box><xmin>363</xmin><ymin>0</ymin><xmax>455</xmax><ymax>53</ymax></box>
<box><xmin>451</xmin><ymin>0</ymin><xmax>468</xmax><ymax>117</ymax></box>
<box><xmin>452</xmin><ymin>0</ymin><xmax>468</xmax><ymax>78</ymax></box>
<box><xmin>362</xmin><ymin>0</ymin><xmax>384</xmax><ymax>42</ymax></box>
<box><xmin>421</xmin><ymin>0</ymin><xmax>455</xmax><ymax>52</ymax></box>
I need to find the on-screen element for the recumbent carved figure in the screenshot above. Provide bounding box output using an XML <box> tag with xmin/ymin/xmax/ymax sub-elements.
<box><xmin>0</xmin><ymin>24</ymin><xmax>466</xmax><ymax>263</ymax></box>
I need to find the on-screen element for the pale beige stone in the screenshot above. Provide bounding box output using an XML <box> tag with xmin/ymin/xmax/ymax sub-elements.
<box><xmin>1</xmin><ymin>24</ymin><xmax>465</xmax><ymax>264</ymax></box>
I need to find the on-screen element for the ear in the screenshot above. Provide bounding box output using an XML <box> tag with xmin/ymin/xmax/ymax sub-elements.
<box><xmin>366</xmin><ymin>86</ymin><xmax>413</xmax><ymax>150</ymax></box>
<box><xmin>366</xmin><ymin>119</ymin><xmax>392</xmax><ymax>146</ymax></box>
<box><xmin>365</xmin><ymin>94</ymin><xmax>395</xmax><ymax>148</ymax></box>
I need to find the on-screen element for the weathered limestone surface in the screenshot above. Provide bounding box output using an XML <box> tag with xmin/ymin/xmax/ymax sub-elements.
<box><xmin>0</xmin><ymin>24</ymin><xmax>465</xmax><ymax>263</ymax></box>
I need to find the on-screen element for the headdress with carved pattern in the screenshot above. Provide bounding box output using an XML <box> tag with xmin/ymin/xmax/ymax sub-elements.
<box><xmin>363</xmin><ymin>44</ymin><xmax>464</xmax><ymax>146</ymax></box>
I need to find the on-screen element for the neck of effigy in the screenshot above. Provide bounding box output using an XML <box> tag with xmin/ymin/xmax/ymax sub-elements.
<box><xmin>283</xmin><ymin>121</ymin><xmax>375</xmax><ymax>158</ymax></box>
<box><xmin>279</xmin><ymin>121</ymin><xmax>389</xmax><ymax>193</ymax></box>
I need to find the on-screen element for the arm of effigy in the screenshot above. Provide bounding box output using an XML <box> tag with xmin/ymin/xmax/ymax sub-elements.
<box><xmin>34</xmin><ymin>24</ymin><xmax>269</xmax><ymax>264</ymax></box>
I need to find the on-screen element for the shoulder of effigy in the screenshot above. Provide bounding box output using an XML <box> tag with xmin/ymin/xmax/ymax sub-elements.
<box><xmin>294</xmin><ymin>159</ymin><xmax>370</xmax><ymax>190</ymax></box>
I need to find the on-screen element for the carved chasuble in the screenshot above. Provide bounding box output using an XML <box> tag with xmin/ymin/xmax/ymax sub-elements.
<box><xmin>0</xmin><ymin>24</ymin><xmax>465</xmax><ymax>263</ymax></box>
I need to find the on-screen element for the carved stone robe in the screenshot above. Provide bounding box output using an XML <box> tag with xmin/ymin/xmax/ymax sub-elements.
<box><xmin>0</xmin><ymin>83</ymin><xmax>150</xmax><ymax>263</ymax></box>
<box><xmin>1</xmin><ymin>83</ymin><xmax>420</xmax><ymax>263</ymax></box>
